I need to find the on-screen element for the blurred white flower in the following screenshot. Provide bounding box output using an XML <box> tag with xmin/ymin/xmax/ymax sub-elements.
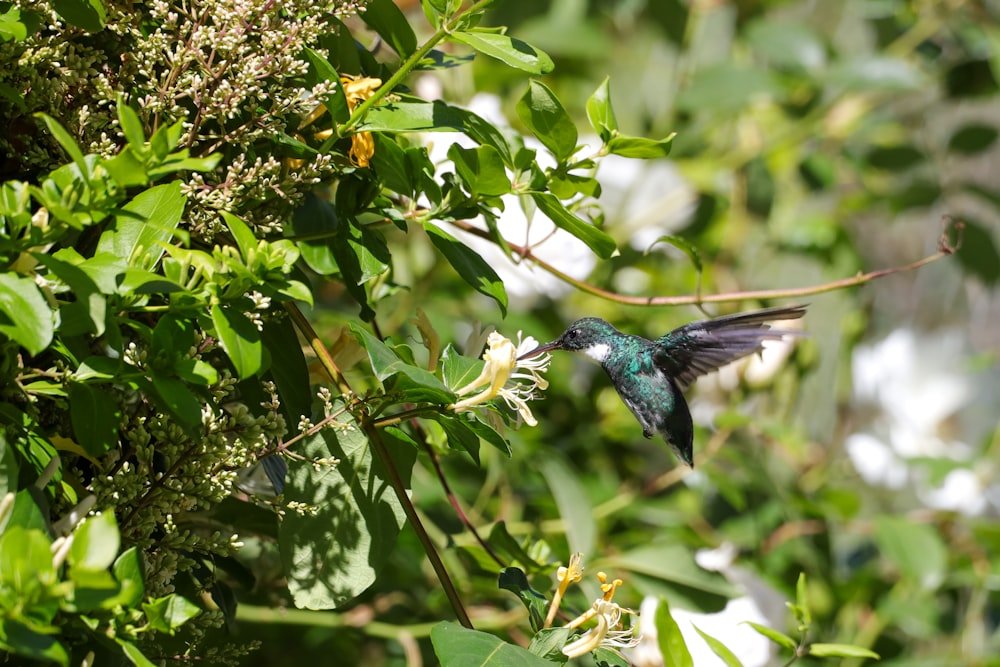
<box><xmin>845</xmin><ymin>328</ymin><xmax>995</xmax><ymax>514</ymax></box>
<box><xmin>630</xmin><ymin>544</ymin><xmax>783</xmax><ymax>667</ymax></box>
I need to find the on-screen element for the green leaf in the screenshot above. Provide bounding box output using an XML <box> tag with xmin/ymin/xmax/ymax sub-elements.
<box><xmin>146</xmin><ymin>375</ymin><xmax>203</xmax><ymax>434</ymax></box>
<box><xmin>114</xmin><ymin>638</ymin><xmax>157</xmax><ymax>667</ymax></box>
<box><xmin>604</xmin><ymin>543</ymin><xmax>738</xmax><ymax>598</ymax></box>
<box><xmin>0</xmin><ymin>617</ymin><xmax>69</xmax><ymax>666</ymax></box>
<box><xmin>646</xmin><ymin>235</ymin><xmax>702</xmax><ymax>274</ymax></box>
<box><xmin>586</xmin><ymin>76</ymin><xmax>618</xmax><ymax>141</ymax></box>
<box><xmin>143</xmin><ymin>594</ymin><xmax>201</xmax><ymax>634</ymax></box>
<box><xmin>692</xmin><ymin>625</ymin><xmax>745</xmax><ymax>667</ymax></box>
<box><xmin>219</xmin><ymin>211</ymin><xmax>258</xmax><ymax>262</ymax></box>
<box><xmin>451</xmin><ymin>30</ymin><xmax>554</xmax><ymax>75</ymax></box>
<box><xmin>361</xmin><ymin>0</ymin><xmax>417</xmax><ymax>58</ymax></box>
<box><xmin>440</xmin><ymin>344</ymin><xmax>484</xmax><ymax>391</ymax></box>
<box><xmin>116</xmin><ymin>96</ymin><xmax>147</xmax><ymax>148</ymax></box>
<box><xmin>948</xmin><ymin>123</ymin><xmax>999</xmax><ymax>155</ymax></box>
<box><xmin>0</xmin><ymin>6</ymin><xmax>41</xmax><ymax>42</ymax></box>
<box><xmin>35</xmin><ymin>113</ymin><xmax>88</xmax><ymax>174</ymax></box>
<box><xmin>96</xmin><ymin>181</ymin><xmax>186</xmax><ymax>270</ymax></box>
<box><xmin>34</xmin><ymin>252</ymin><xmax>106</xmax><ymax>336</ymax></box>
<box><xmin>874</xmin><ymin>515</ymin><xmax>947</xmax><ymax>589</ymax></box>
<box><xmin>279</xmin><ymin>406</ymin><xmax>415</xmax><ymax>609</ymax></box>
<box><xmin>292</xmin><ymin>191</ymin><xmax>340</xmax><ymax>275</ymax></box>
<box><xmin>527</xmin><ymin>627</ymin><xmax>573</xmax><ymax>661</ymax></box>
<box><xmin>0</xmin><ymin>274</ymin><xmax>53</xmax><ymax>356</ymax></box>
<box><xmin>516</xmin><ymin>80</ymin><xmax>577</xmax><ymax>161</ymax></box>
<box><xmin>423</xmin><ymin>223</ymin><xmax>508</xmax><ymax>315</ymax></box>
<box><xmin>605</xmin><ymin>133</ymin><xmax>675</xmax><ymax>159</ymax></box>
<box><xmin>303</xmin><ymin>48</ymin><xmax>349</xmax><ymax>123</ymax></box>
<box><xmin>530</xmin><ymin>193</ymin><xmax>617</xmax><ymax>259</ymax></box>
<box><xmin>448</xmin><ymin>144</ymin><xmax>511</xmax><ymax>197</ymax></box>
<box><xmin>743</xmin><ymin>621</ymin><xmax>797</xmax><ymax>650</ymax></box>
<box><xmin>51</xmin><ymin>0</ymin><xmax>105</xmax><ymax>32</ymax></box>
<box><xmin>112</xmin><ymin>547</ymin><xmax>145</xmax><ymax>607</ymax></box>
<box><xmin>430</xmin><ymin>622</ymin><xmax>558</xmax><ymax>667</ymax></box>
<box><xmin>68</xmin><ymin>383</ymin><xmax>121</xmax><ymax>457</ymax></box>
<box><xmin>808</xmin><ymin>643</ymin><xmax>880</xmax><ymax>659</ymax></box>
<box><xmin>359</xmin><ymin>101</ymin><xmax>512</xmax><ymax>165</ymax></box>
<box><xmin>539</xmin><ymin>457</ymin><xmax>595</xmax><ymax>556</ymax></box>
<box><xmin>433</xmin><ymin>412</ymin><xmax>481</xmax><ymax>463</ymax></box>
<box><xmin>794</xmin><ymin>572</ymin><xmax>811</xmax><ymax>626</ymax></box>
<box><xmin>350</xmin><ymin>323</ymin><xmax>455</xmax><ymax>399</ymax></box>
<box><xmin>211</xmin><ymin>304</ymin><xmax>263</xmax><ymax>378</ymax></box>
<box><xmin>655</xmin><ymin>597</ymin><xmax>694</xmax><ymax>667</ymax></box>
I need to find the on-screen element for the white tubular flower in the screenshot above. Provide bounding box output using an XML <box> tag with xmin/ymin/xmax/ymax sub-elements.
<box><xmin>450</xmin><ymin>331</ymin><xmax>551</xmax><ymax>426</ymax></box>
<box><xmin>562</xmin><ymin>599</ymin><xmax>640</xmax><ymax>659</ymax></box>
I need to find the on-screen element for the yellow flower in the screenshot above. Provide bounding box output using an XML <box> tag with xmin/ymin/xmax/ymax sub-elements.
<box><xmin>340</xmin><ymin>75</ymin><xmax>382</xmax><ymax>168</ymax></box>
<box><xmin>545</xmin><ymin>552</ymin><xmax>584</xmax><ymax>628</ymax></box>
<box><xmin>449</xmin><ymin>331</ymin><xmax>551</xmax><ymax>426</ymax></box>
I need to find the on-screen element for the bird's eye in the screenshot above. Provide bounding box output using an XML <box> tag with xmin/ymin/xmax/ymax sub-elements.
<box><xmin>566</xmin><ymin>329</ymin><xmax>579</xmax><ymax>340</ymax></box>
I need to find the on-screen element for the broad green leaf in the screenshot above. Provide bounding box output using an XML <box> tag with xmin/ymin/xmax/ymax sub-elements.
<box><xmin>51</xmin><ymin>0</ymin><xmax>105</xmax><ymax>31</ymax></box>
<box><xmin>279</xmin><ymin>405</ymin><xmax>415</xmax><ymax>609</ymax></box>
<box><xmin>423</xmin><ymin>223</ymin><xmax>508</xmax><ymax>315</ymax></box>
<box><xmin>359</xmin><ymin>102</ymin><xmax>512</xmax><ymax>165</ymax></box>
<box><xmin>539</xmin><ymin>457</ymin><xmax>595</xmax><ymax>556</ymax></box>
<box><xmin>116</xmin><ymin>95</ymin><xmax>147</xmax><ymax>148</ymax></box>
<box><xmin>0</xmin><ymin>618</ymin><xmax>69</xmax><ymax>666</ymax></box>
<box><xmin>112</xmin><ymin>547</ymin><xmax>145</xmax><ymax>607</ymax></box>
<box><xmin>516</xmin><ymin>80</ymin><xmax>577</xmax><ymax>161</ymax></box>
<box><xmin>606</xmin><ymin>133</ymin><xmax>675</xmax><ymax>159</ymax></box>
<box><xmin>211</xmin><ymin>304</ymin><xmax>263</xmax><ymax>378</ymax></box>
<box><xmin>303</xmin><ymin>48</ymin><xmax>349</xmax><ymax>123</ymax></box>
<box><xmin>530</xmin><ymin>193</ymin><xmax>617</xmax><ymax>259</ymax></box>
<box><xmin>143</xmin><ymin>594</ymin><xmax>201</xmax><ymax>634</ymax></box>
<box><xmin>292</xmin><ymin>191</ymin><xmax>340</xmax><ymax>275</ymax></box>
<box><xmin>586</xmin><ymin>76</ymin><xmax>618</xmax><ymax>141</ymax></box>
<box><xmin>96</xmin><ymin>181</ymin><xmax>186</xmax><ymax>270</ymax></box>
<box><xmin>464</xmin><ymin>416</ymin><xmax>511</xmax><ymax>457</ymax></box>
<box><xmin>646</xmin><ymin>235</ymin><xmax>703</xmax><ymax>276</ymax></box>
<box><xmin>433</xmin><ymin>412</ymin><xmax>481</xmax><ymax>463</ymax></box>
<box><xmin>527</xmin><ymin>627</ymin><xmax>573</xmax><ymax>661</ymax></box>
<box><xmin>743</xmin><ymin>621</ymin><xmax>797</xmax><ymax>650</ymax></box>
<box><xmin>948</xmin><ymin>123</ymin><xmax>999</xmax><ymax>155</ymax></box>
<box><xmin>115</xmin><ymin>638</ymin><xmax>157</xmax><ymax>667</ymax></box>
<box><xmin>448</xmin><ymin>144</ymin><xmax>511</xmax><ymax>197</ymax></box>
<box><xmin>350</xmin><ymin>323</ymin><xmax>455</xmax><ymax>399</ymax></box>
<box><xmin>35</xmin><ymin>113</ymin><xmax>88</xmax><ymax>174</ymax></box>
<box><xmin>603</xmin><ymin>543</ymin><xmax>738</xmax><ymax>598</ymax></box>
<box><xmin>371</xmin><ymin>135</ymin><xmax>413</xmax><ymax>196</ymax></box>
<box><xmin>440</xmin><ymin>344</ymin><xmax>484</xmax><ymax>392</ymax></box>
<box><xmin>874</xmin><ymin>515</ymin><xmax>947</xmax><ymax>589</ymax></box>
<box><xmin>219</xmin><ymin>211</ymin><xmax>258</xmax><ymax>262</ymax></box>
<box><xmin>0</xmin><ymin>526</ymin><xmax>56</xmax><ymax>593</ymax></box>
<box><xmin>451</xmin><ymin>30</ymin><xmax>554</xmax><ymax>75</ymax></box>
<box><xmin>68</xmin><ymin>383</ymin><xmax>121</xmax><ymax>457</ymax></box>
<box><xmin>430</xmin><ymin>622</ymin><xmax>557</xmax><ymax>667</ymax></box>
<box><xmin>0</xmin><ymin>274</ymin><xmax>53</xmax><ymax>356</ymax></box>
<box><xmin>0</xmin><ymin>6</ymin><xmax>41</xmax><ymax>42</ymax></box>
<box><xmin>809</xmin><ymin>643</ymin><xmax>880</xmax><ymax>659</ymax></box>
<box><xmin>261</xmin><ymin>316</ymin><xmax>312</xmax><ymax>429</ymax></box>
<box><xmin>34</xmin><ymin>252</ymin><xmax>106</xmax><ymax>336</ymax></box>
<box><xmin>693</xmin><ymin>625</ymin><xmax>745</xmax><ymax>667</ymax></box>
<box><xmin>490</xmin><ymin>524</ymin><xmax>546</xmax><ymax>572</ymax></box>
<box><xmin>361</xmin><ymin>0</ymin><xmax>417</xmax><ymax>58</ymax></box>
<box><xmin>655</xmin><ymin>597</ymin><xmax>694</xmax><ymax>667</ymax></box>
<box><xmin>146</xmin><ymin>375</ymin><xmax>202</xmax><ymax>434</ymax></box>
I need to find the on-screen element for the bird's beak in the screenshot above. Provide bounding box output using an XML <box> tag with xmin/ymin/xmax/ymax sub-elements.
<box><xmin>517</xmin><ymin>341</ymin><xmax>560</xmax><ymax>361</ymax></box>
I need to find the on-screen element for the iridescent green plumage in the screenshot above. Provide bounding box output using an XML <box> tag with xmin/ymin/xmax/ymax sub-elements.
<box><xmin>521</xmin><ymin>305</ymin><xmax>806</xmax><ymax>465</ymax></box>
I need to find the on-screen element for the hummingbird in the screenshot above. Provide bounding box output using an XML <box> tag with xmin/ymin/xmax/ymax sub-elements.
<box><xmin>519</xmin><ymin>305</ymin><xmax>806</xmax><ymax>466</ymax></box>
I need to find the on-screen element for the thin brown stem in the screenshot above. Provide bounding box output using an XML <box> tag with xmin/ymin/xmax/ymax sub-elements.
<box><xmin>284</xmin><ymin>303</ymin><xmax>473</xmax><ymax>629</ymax></box>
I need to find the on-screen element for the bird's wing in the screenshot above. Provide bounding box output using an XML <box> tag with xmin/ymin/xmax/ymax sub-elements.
<box><xmin>652</xmin><ymin>305</ymin><xmax>806</xmax><ymax>388</ymax></box>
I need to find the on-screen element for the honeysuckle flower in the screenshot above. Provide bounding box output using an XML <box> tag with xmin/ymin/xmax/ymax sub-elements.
<box><xmin>449</xmin><ymin>331</ymin><xmax>551</xmax><ymax>426</ymax></box>
<box><xmin>341</xmin><ymin>75</ymin><xmax>381</xmax><ymax>167</ymax></box>
<box><xmin>562</xmin><ymin>599</ymin><xmax>640</xmax><ymax>659</ymax></box>
<box><xmin>545</xmin><ymin>552</ymin><xmax>584</xmax><ymax>628</ymax></box>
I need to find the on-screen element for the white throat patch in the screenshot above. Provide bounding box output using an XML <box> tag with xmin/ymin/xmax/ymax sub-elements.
<box><xmin>579</xmin><ymin>342</ymin><xmax>610</xmax><ymax>364</ymax></box>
